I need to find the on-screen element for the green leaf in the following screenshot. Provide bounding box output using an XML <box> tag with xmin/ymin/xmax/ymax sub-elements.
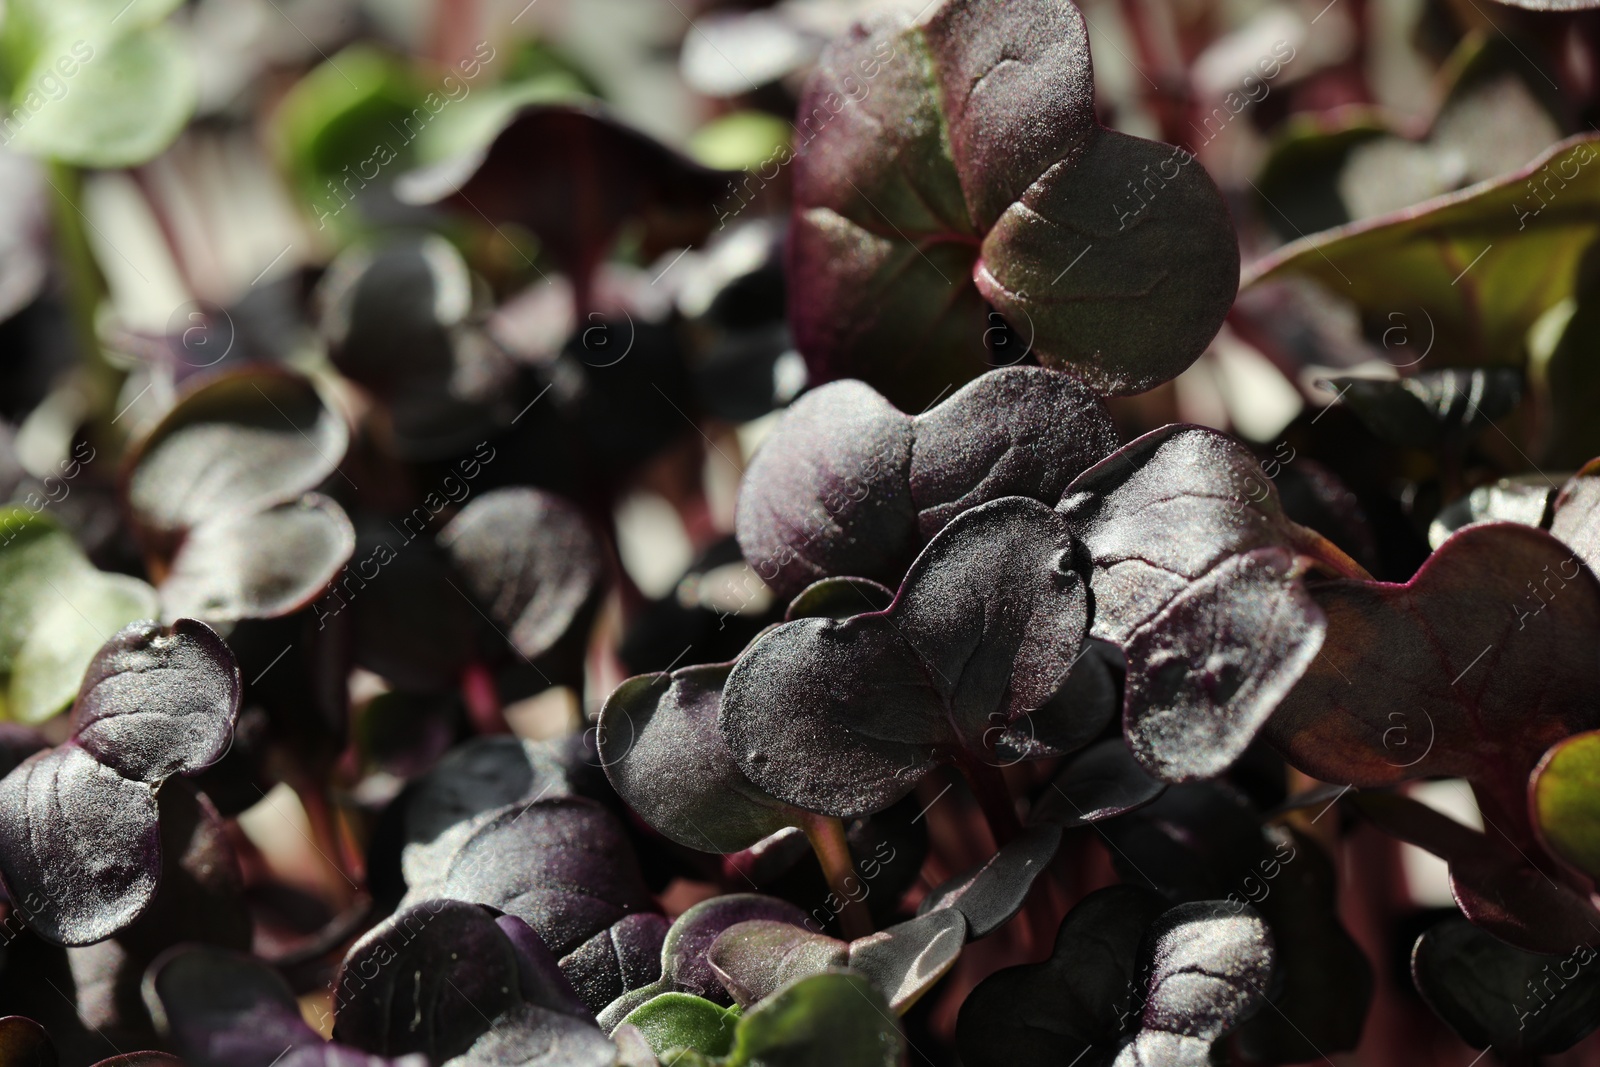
<box><xmin>689</xmin><ymin>112</ymin><xmax>792</xmax><ymax>171</ymax></box>
<box><xmin>1533</xmin><ymin>730</ymin><xmax>1600</xmax><ymax>879</ymax></box>
<box><xmin>1246</xmin><ymin>134</ymin><xmax>1600</xmax><ymax>370</ymax></box>
<box><xmin>0</xmin><ymin>508</ymin><xmax>158</xmax><ymax>723</ymax></box>
<box><xmin>8</xmin><ymin>26</ymin><xmax>196</xmax><ymax>167</ymax></box>
<box><xmin>412</xmin><ymin>74</ymin><xmax>588</xmax><ymax>165</ymax></box>
<box><xmin>722</xmin><ymin>972</ymin><xmax>902</xmax><ymax>1067</ymax></box>
<box><xmin>622</xmin><ymin>993</ymin><xmax>740</xmax><ymax>1058</ymax></box>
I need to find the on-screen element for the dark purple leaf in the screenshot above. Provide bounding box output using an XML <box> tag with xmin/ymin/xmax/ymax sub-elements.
<box><xmin>659</xmin><ymin>894</ymin><xmax>812</xmax><ymax>1006</ymax></box>
<box><xmin>159</xmin><ymin>494</ymin><xmax>356</xmax><ymax>624</ymax></box>
<box><xmin>955</xmin><ymin>884</ymin><xmax>1168</xmax><ymax>1066</ymax></box>
<box><xmin>918</xmin><ymin>824</ymin><xmax>1061</xmax><ymax>939</ymax></box>
<box><xmin>789</xmin><ymin>1</ymin><xmax>1237</xmax><ymax>408</ymax></box>
<box><xmin>1351</xmin><ymin>791</ymin><xmax>1600</xmax><ymax>954</ymax></box>
<box><xmin>146</xmin><ymin>946</ymin><xmax>429</xmax><ymax>1067</ymax></box>
<box><xmin>1412</xmin><ymin>917</ymin><xmax>1600</xmax><ymax>1055</ymax></box>
<box><xmin>0</xmin><ymin>1015</ymin><xmax>56</xmax><ymax>1067</ymax></box>
<box><xmin>558</xmin><ymin>912</ymin><xmax>669</xmax><ymax>1016</ymax></box>
<box><xmin>600</xmin><ymin>663</ymin><xmax>797</xmax><ymax>853</ymax></box>
<box><xmin>845</xmin><ymin>908</ymin><xmax>966</xmax><ymax>1012</ymax></box>
<box><xmin>397</xmin><ymin>104</ymin><xmax>732</xmax><ymax>311</ymax></box>
<box><xmin>1327</xmin><ymin>368</ymin><xmax>1523</xmax><ymax>449</ymax></box>
<box><xmin>1267</xmin><ymin>523</ymin><xmax>1600</xmax><ymax>844</ymax></box>
<box><xmin>1059</xmin><ymin>425</ymin><xmax>1328</xmax><ymax>780</ymax></box>
<box><xmin>440</xmin><ymin>488</ymin><xmax>605</xmax><ymax>661</ymax></box>
<box><xmin>1030</xmin><ymin>737</ymin><xmax>1165</xmax><ymax>827</ymax></box>
<box><xmin>122</xmin><ymin>368</ymin><xmax>349</xmax><ymax>545</ymax></box>
<box><xmin>1234</xmin><ymin>830</ymin><xmax>1372</xmax><ymax>1062</ymax></box>
<box><xmin>67</xmin><ymin>782</ymin><xmax>250</xmax><ymax>1039</ymax></box>
<box><xmin>736</xmin><ymin>368</ymin><xmax>1116</xmax><ymax>600</ymax></box>
<box><xmin>405</xmin><ymin>797</ymin><xmax>656</xmax><ymax>957</ymax></box>
<box><xmin>317</xmin><ymin>235</ymin><xmax>517</xmax><ymax>462</ymax></box>
<box><xmin>333</xmin><ymin>900</ymin><xmax>521</xmax><ymax>1060</ymax></box>
<box><xmin>0</xmin><ymin>745</ymin><xmax>159</xmax><ymax>946</ymax></box>
<box><xmin>1129</xmin><ymin>901</ymin><xmax>1275</xmax><ymax>1054</ymax></box>
<box><xmin>71</xmin><ymin>620</ymin><xmax>241</xmax><ymax>783</ymax></box>
<box><xmin>721</xmin><ymin>496</ymin><xmax>1087</xmax><ymax>816</ymax></box>
<box><xmin>1097</xmin><ymin>783</ymin><xmax>1272</xmax><ymax>903</ymax></box>
<box><xmin>735</xmin><ymin>380</ymin><xmax>916</xmax><ymax>599</ymax></box>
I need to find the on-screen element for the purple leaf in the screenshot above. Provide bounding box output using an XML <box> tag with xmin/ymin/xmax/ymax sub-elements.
<box><xmin>706</xmin><ymin>921</ymin><xmax>849</xmax><ymax>1008</ymax></box>
<box><xmin>159</xmin><ymin>494</ymin><xmax>356</xmax><ymax>624</ymax></box>
<box><xmin>721</xmin><ymin>496</ymin><xmax>1088</xmax><ymax>816</ymax></box>
<box><xmin>122</xmin><ymin>368</ymin><xmax>349</xmax><ymax>546</ymax></box>
<box><xmin>558</xmin><ymin>912</ymin><xmax>669</xmax><ymax>1015</ymax></box>
<box><xmin>1029</xmin><ymin>737</ymin><xmax>1165</xmax><ymax>827</ymax></box>
<box><xmin>1059</xmin><ymin>425</ymin><xmax>1327</xmax><ymax>780</ymax></box>
<box><xmin>71</xmin><ymin>620</ymin><xmax>241</xmax><ymax>783</ymax></box>
<box><xmin>736</xmin><ymin>368</ymin><xmax>1115</xmax><ymax>600</ymax></box>
<box><xmin>661</xmin><ymin>894</ymin><xmax>811</xmax><ymax>1006</ymax></box>
<box><xmin>789</xmin><ymin>0</ymin><xmax>1236</xmax><ymax>407</ymax></box>
<box><xmin>146</xmin><ymin>946</ymin><xmax>429</xmax><ymax>1067</ymax></box>
<box><xmin>440</xmin><ymin>488</ymin><xmax>605</xmax><ymax>661</ymax></box>
<box><xmin>333</xmin><ymin>900</ymin><xmax>522</xmax><ymax>1060</ymax></box>
<box><xmin>918</xmin><ymin>825</ymin><xmax>1062</xmax><ymax>939</ymax></box>
<box><xmin>1267</xmin><ymin>523</ymin><xmax>1600</xmax><ymax>845</ymax></box>
<box><xmin>406</xmin><ymin>797</ymin><xmax>656</xmax><ymax>957</ymax></box>
<box><xmin>600</xmin><ymin>663</ymin><xmax>797</xmax><ymax>854</ymax></box>
<box><xmin>0</xmin><ymin>745</ymin><xmax>159</xmax><ymax>946</ymax></box>
<box><xmin>1351</xmin><ymin>791</ymin><xmax>1600</xmax><ymax>954</ymax></box>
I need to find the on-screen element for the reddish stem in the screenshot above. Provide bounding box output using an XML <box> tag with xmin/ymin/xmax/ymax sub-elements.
<box><xmin>797</xmin><ymin>811</ymin><xmax>874</xmax><ymax>941</ymax></box>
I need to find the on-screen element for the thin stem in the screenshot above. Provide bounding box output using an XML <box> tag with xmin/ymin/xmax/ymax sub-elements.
<box><xmin>1288</xmin><ymin>524</ymin><xmax>1375</xmax><ymax>582</ymax></box>
<box><xmin>956</xmin><ymin>757</ymin><xmax>1022</xmax><ymax>848</ymax></box>
<box><xmin>460</xmin><ymin>660</ymin><xmax>508</xmax><ymax>734</ymax></box>
<box><xmin>797</xmin><ymin>811</ymin><xmax>873</xmax><ymax>941</ymax></box>
<box><xmin>47</xmin><ymin>162</ymin><xmax>121</xmax><ymax>418</ymax></box>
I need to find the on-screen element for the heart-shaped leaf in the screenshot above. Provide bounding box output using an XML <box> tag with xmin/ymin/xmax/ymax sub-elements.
<box><xmin>788</xmin><ymin>0</ymin><xmax>1237</xmax><ymax>408</ymax></box>
<box><xmin>122</xmin><ymin>368</ymin><xmax>349</xmax><ymax>544</ymax></box>
<box><xmin>71</xmin><ymin>618</ymin><xmax>240</xmax><ymax>783</ymax></box>
<box><xmin>440</xmin><ymin>488</ymin><xmax>604</xmax><ymax>661</ymax></box>
<box><xmin>0</xmin><ymin>619</ymin><xmax>239</xmax><ymax>946</ymax></box>
<box><xmin>601</xmin><ymin>663</ymin><xmax>798</xmax><ymax>854</ymax></box>
<box><xmin>917</xmin><ymin>824</ymin><xmax>1062</xmax><ymax>939</ymax></box>
<box><xmin>1059</xmin><ymin>425</ymin><xmax>1328</xmax><ymax>781</ymax></box>
<box><xmin>957</xmin><ymin>887</ymin><xmax>1273</xmax><ymax>1067</ymax></box>
<box><xmin>1413</xmin><ymin>917</ymin><xmax>1600</xmax><ymax>1055</ymax></box>
<box><xmin>721</xmin><ymin>496</ymin><xmax>1087</xmax><ymax>817</ymax></box>
<box><xmin>735</xmin><ymin>368</ymin><xmax>1116</xmax><ymax>599</ymax></box>
<box><xmin>401</xmin><ymin>796</ymin><xmax>656</xmax><ymax>958</ymax></box>
<box><xmin>1268</xmin><ymin>522</ymin><xmax>1600</xmax><ymax>841</ymax></box>
<box><xmin>158</xmin><ymin>495</ymin><xmax>355</xmax><ymax>624</ymax></box>
<box><xmin>845</xmin><ymin>908</ymin><xmax>965</xmax><ymax>1012</ymax></box>
<box><xmin>1533</xmin><ymin>730</ymin><xmax>1600</xmax><ymax>879</ymax></box>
